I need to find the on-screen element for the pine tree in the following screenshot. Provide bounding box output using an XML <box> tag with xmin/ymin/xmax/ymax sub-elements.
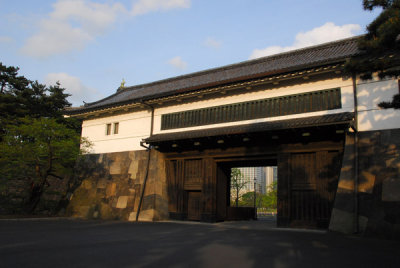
<box><xmin>0</xmin><ymin>62</ymin><xmax>88</xmax><ymax>213</ymax></box>
<box><xmin>346</xmin><ymin>1</ymin><xmax>400</xmax><ymax>108</ymax></box>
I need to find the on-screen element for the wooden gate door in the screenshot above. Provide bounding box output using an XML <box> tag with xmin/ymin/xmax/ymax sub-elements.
<box><xmin>187</xmin><ymin>191</ymin><xmax>201</xmax><ymax>221</ymax></box>
<box><xmin>289</xmin><ymin>152</ymin><xmax>319</xmax><ymax>227</ymax></box>
<box><xmin>278</xmin><ymin>151</ymin><xmax>341</xmax><ymax>228</ymax></box>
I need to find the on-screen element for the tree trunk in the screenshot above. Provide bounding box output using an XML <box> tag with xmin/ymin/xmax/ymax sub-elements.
<box><xmin>235</xmin><ymin>188</ymin><xmax>239</xmax><ymax>207</ymax></box>
<box><xmin>27</xmin><ymin>179</ymin><xmax>47</xmax><ymax>213</ymax></box>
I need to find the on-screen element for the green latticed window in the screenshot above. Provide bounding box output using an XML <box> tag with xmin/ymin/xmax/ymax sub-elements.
<box><xmin>161</xmin><ymin>88</ymin><xmax>341</xmax><ymax>130</ymax></box>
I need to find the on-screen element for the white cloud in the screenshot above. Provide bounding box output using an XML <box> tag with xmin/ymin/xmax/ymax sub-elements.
<box><xmin>44</xmin><ymin>72</ymin><xmax>103</xmax><ymax>106</ymax></box>
<box><xmin>21</xmin><ymin>0</ymin><xmax>126</xmax><ymax>59</ymax></box>
<box><xmin>0</xmin><ymin>36</ymin><xmax>13</xmax><ymax>44</ymax></box>
<box><xmin>204</xmin><ymin>37</ymin><xmax>222</xmax><ymax>49</ymax></box>
<box><xmin>22</xmin><ymin>21</ymin><xmax>92</xmax><ymax>58</ymax></box>
<box><xmin>168</xmin><ymin>56</ymin><xmax>187</xmax><ymax>70</ymax></box>
<box><xmin>249</xmin><ymin>22</ymin><xmax>362</xmax><ymax>60</ymax></box>
<box><xmin>21</xmin><ymin>0</ymin><xmax>191</xmax><ymax>58</ymax></box>
<box><xmin>49</xmin><ymin>0</ymin><xmax>126</xmax><ymax>35</ymax></box>
<box><xmin>131</xmin><ymin>0</ymin><xmax>191</xmax><ymax>16</ymax></box>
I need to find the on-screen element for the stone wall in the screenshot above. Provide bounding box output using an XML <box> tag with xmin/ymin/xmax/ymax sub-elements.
<box><xmin>330</xmin><ymin>129</ymin><xmax>400</xmax><ymax>239</ymax></box>
<box><xmin>0</xmin><ymin>178</ymin><xmax>31</xmax><ymax>215</ymax></box>
<box><xmin>0</xmin><ymin>175</ymin><xmax>70</xmax><ymax>215</ymax></box>
<box><xmin>358</xmin><ymin>129</ymin><xmax>400</xmax><ymax>239</ymax></box>
<box><xmin>66</xmin><ymin>149</ymin><xmax>168</xmax><ymax>221</ymax></box>
<box><xmin>329</xmin><ymin>133</ymin><xmax>363</xmax><ymax>233</ymax></box>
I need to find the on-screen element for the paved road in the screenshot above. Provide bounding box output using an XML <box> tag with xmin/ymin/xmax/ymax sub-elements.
<box><xmin>0</xmin><ymin>218</ymin><xmax>399</xmax><ymax>268</ymax></box>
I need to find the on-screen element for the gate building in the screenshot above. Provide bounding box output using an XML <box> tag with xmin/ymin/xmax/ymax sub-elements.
<box><xmin>65</xmin><ymin>36</ymin><xmax>400</xmax><ymax>237</ymax></box>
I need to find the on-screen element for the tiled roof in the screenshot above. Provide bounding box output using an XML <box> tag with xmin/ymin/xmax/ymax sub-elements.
<box><xmin>68</xmin><ymin>36</ymin><xmax>361</xmax><ymax>114</ymax></box>
<box><xmin>145</xmin><ymin>112</ymin><xmax>354</xmax><ymax>143</ymax></box>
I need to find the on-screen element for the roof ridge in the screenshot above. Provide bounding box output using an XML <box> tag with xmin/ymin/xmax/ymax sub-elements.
<box><xmin>121</xmin><ymin>35</ymin><xmax>361</xmax><ymax>91</ymax></box>
<box><xmin>253</xmin><ymin>35</ymin><xmax>361</xmax><ymax>61</ymax></box>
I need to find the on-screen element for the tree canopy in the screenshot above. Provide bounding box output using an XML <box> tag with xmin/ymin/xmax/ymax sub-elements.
<box><xmin>347</xmin><ymin>0</ymin><xmax>400</xmax><ymax>78</ymax></box>
<box><xmin>239</xmin><ymin>182</ymin><xmax>277</xmax><ymax>210</ymax></box>
<box><xmin>0</xmin><ymin>118</ymin><xmax>91</xmax><ymax>211</ymax></box>
<box><xmin>0</xmin><ymin>63</ymin><xmax>71</xmax><ymax>119</ymax></box>
<box><xmin>0</xmin><ymin>62</ymin><xmax>81</xmax><ymax>133</ymax></box>
<box><xmin>0</xmin><ymin>62</ymin><xmax>88</xmax><ymax>213</ymax></box>
<box><xmin>346</xmin><ymin>1</ymin><xmax>400</xmax><ymax>107</ymax></box>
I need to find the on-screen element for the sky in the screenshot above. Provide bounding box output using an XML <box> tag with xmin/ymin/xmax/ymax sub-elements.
<box><xmin>0</xmin><ymin>0</ymin><xmax>381</xmax><ymax>106</ymax></box>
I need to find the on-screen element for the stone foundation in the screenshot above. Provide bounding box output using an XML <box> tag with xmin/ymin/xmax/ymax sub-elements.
<box><xmin>66</xmin><ymin>150</ymin><xmax>168</xmax><ymax>221</ymax></box>
<box><xmin>330</xmin><ymin>129</ymin><xmax>400</xmax><ymax>239</ymax></box>
<box><xmin>0</xmin><ymin>175</ymin><xmax>70</xmax><ymax>215</ymax></box>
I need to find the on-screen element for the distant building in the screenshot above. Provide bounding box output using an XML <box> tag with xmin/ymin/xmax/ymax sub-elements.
<box><xmin>237</xmin><ymin>166</ymin><xmax>277</xmax><ymax>194</ymax></box>
<box><xmin>265</xmin><ymin>166</ymin><xmax>278</xmax><ymax>192</ymax></box>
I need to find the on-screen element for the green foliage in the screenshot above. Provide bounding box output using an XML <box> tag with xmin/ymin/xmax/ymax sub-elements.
<box><xmin>346</xmin><ymin>1</ymin><xmax>400</xmax><ymax>107</ymax></box>
<box><xmin>239</xmin><ymin>182</ymin><xmax>277</xmax><ymax>209</ymax></box>
<box><xmin>363</xmin><ymin>0</ymin><xmax>397</xmax><ymax>10</ymax></box>
<box><xmin>0</xmin><ymin>63</ymin><xmax>89</xmax><ymax>213</ymax></box>
<box><xmin>0</xmin><ymin>62</ymin><xmax>82</xmax><ymax>134</ymax></box>
<box><xmin>0</xmin><ymin>117</ymin><xmax>90</xmax><ymax>181</ymax></box>
<box><xmin>0</xmin><ymin>117</ymin><xmax>91</xmax><ymax>212</ymax></box>
<box><xmin>352</xmin><ymin>0</ymin><xmax>400</xmax><ymax>78</ymax></box>
<box><xmin>230</xmin><ymin>168</ymin><xmax>248</xmax><ymax>207</ymax></box>
<box><xmin>0</xmin><ymin>62</ymin><xmax>70</xmax><ymax>119</ymax></box>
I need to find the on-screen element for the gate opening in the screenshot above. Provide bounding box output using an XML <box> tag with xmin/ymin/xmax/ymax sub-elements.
<box><xmin>215</xmin><ymin>158</ymin><xmax>278</xmax><ymax>223</ymax></box>
<box><xmin>230</xmin><ymin>166</ymin><xmax>278</xmax><ymax>224</ymax></box>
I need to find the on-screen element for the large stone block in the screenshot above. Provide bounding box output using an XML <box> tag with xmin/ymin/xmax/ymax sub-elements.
<box><xmin>128</xmin><ymin>188</ymin><xmax>136</xmax><ymax>195</ymax></box>
<box><xmin>127</xmin><ymin>196</ymin><xmax>136</xmax><ymax>209</ymax></box>
<box><xmin>97</xmin><ymin>178</ymin><xmax>107</xmax><ymax>189</ymax></box>
<box><xmin>386</xmin><ymin>157</ymin><xmax>400</xmax><ymax>170</ymax></box>
<box><xmin>358</xmin><ymin>171</ymin><xmax>375</xmax><ymax>194</ymax></box>
<box><xmin>97</xmin><ymin>154</ymin><xmax>103</xmax><ymax>164</ymax></box>
<box><xmin>144</xmin><ymin>180</ymin><xmax>155</xmax><ymax>196</ymax></box>
<box><xmin>116</xmin><ymin>196</ymin><xmax>129</xmax><ymax>209</ymax></box>
<box><xmin>128</xmin><ymin>212</ymin><xmax>137</xmax><ymax>221</ymax></box>
<box><xmin>109</xmin><ymin>161</ymin><xmax>121</xmax><ymax>175</ymax></box>
<box><xmin>337</xmin><ymin>176</ymin><xmax>354</xmax><ymax>191</ymax></box>
<box><xmin>82</xmin><ymin>180</ymin><xmax>93</xmax><ymax>190</ymax></box>
<box><xmin>154</xmin><ymin>181</ymin><xmax>164</xmax><ymax>196</ymax></box>
<box><xmin>111</xmin><ymin>197</ymin><xmax>118</xmax><ymax>208</ymax></box>
<box><xmin>76</xmin><ymin>205</ymin><xmax>91</xmax><ymax>218</ymax></box>
<box><xmin>106</xmin><ymin>183</ymin><xmax>116</xmax><ymax>197</ymax></box>
<box><xmin>99</xmin><ymin>203</ymin><xmax>114</xmax><ymax>220</ymax></box>
<box><xmin>138</xmin><ymin>209</ymin><xmax>154</xmax><ymax>221</ymax></box>
<box><xmin>382</xmin><ymin>178</ymin><xmax>400</xmax><ymax>201</ymax></box>
<box><xmin>128</xmin><ymin>160</ymin><xmax>139</xmax><ymax>179</ymax></box>
<box><xmin>329</xmin><ymin>208</ymin><xmax>368</xmax><ymax>234</ymax></box>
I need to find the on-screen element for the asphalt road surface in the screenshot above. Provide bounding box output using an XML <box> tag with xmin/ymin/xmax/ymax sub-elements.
<box><xmin>0</xmin><ymin>218</ymin><xmax>399</xmax><ymax>268</ymax></box>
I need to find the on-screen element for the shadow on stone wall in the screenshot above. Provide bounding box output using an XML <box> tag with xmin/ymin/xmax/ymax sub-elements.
<box><xmin>0</xmin><ymin>178</ymin><xmax>31</xmax><ymax>215</ymax></box>
<box><xmin>359</xmin><ymin>129</ymin><xmax>400</xmax><ymax>239</ymax></box>
<box><xmin>0</xmin><ymin>172</ymin><xmax>70</xmax><ymax>216</ymax></box>
<box><xmin>330</xmin><ymin>129</ymin><xmax>400</xmax><ymax>239</ymax></box>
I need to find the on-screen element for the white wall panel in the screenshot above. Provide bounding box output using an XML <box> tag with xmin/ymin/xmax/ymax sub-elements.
<box><xmin>356</xmin><ymin>78</ymin><xmax>400</xmax><ymax>132</ymax></box>
<box><xmin>82</xmin><ymin>110</ymin><xmax>152</xmax><ymax>154</ymax></box>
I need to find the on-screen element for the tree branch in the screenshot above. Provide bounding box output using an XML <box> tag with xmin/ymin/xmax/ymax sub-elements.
<box><xmin>48</xmin><ymin>173</ymin><xmax>64</xmax><ymax>180</ymax></box>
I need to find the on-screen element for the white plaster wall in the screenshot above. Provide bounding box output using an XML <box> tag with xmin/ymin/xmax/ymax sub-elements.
<box><xmin>356</xmin><ymin>78</ymin><xmax>400</xmax><ymax>132</ymax></box>
<box><xmin>153</xmin><ymin>78</ymin><xmax>355</xmax><ymax>134</ymax></box>
<box><xmin>82</xmin><ymin>110</ymin><xmax>151</xmax><ymax>154</ymax></box>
